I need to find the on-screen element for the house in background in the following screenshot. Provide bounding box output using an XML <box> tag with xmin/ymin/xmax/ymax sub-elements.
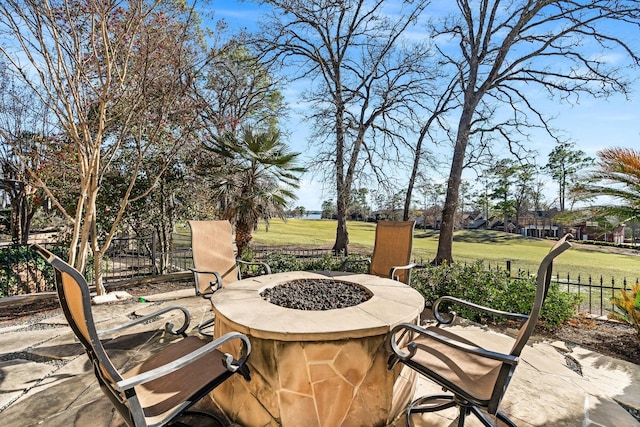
<box><xmin>570</xmin><ymin>221</ymin><xmax>626</xmax><ymax>243</ymax></box>
<box><xmin>603</xmin><ymin>224</ymin><xmax>626</xmax><ymax>243</ymax></box>
<box><xmin>463</xmin><ymin>210</ymin><xmax>556</xmax><ymax>236</ymax></box>
<box><xmin>462</xmin><ymin>212</ymin><xmax>486</xmax><ymax>230</ymax></box>
<box><xmin>518</xmin><ymin>209</ymin><xmax>559</xmax><ymax>238</ymax></box>
<box><xmin>484</xmin><ymin>218</ymin><xmax>517</xmax><ymax>233</ymax></box>
<box><xmin>456</xmin><ymin>208</ymin><xmax>630</xmax><ymax>245</ymax></box>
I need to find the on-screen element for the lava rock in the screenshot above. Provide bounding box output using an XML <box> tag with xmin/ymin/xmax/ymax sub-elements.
<box><xmin>260</xmin><ymin>279</ymin><xmax>372</xmax><ymax>310</ymax></box>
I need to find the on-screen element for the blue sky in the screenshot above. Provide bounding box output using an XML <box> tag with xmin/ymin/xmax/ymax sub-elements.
<box><xmin>210</xmin><ymin>1</ymin><xmax>640</xmax><ymax>211</ymax></box>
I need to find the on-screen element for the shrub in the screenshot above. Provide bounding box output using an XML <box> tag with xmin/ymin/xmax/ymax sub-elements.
<box><xmin>300</xmin><ymin>253</ymin><xmax>347</xmax><ymax>272</ymax></box>
<box><xmin>261</xmin><ymin>252</ymin><xmax>367</xmax><ymax>274</ymax></box>
<box><xmin>411</xmin><ymin>262</ymin><xmax>579</xmax><ymax>326</ymax></box>
<box><xmin>261</xmin><ymin>253</ymin><xmax>303</xmax><ymax>273</ymax></box>
<box><xmin>0</xmin><ymin>245</ymin><xmax>56</xmax><ymax>297</ymax></box>
<box><xmin>610</xmin><ymin>284</ymin><xmax>640</xmax><ymax>334</ymax></box>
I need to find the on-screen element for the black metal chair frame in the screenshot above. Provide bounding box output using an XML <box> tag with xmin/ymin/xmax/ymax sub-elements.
<box><xmin>388</xmin><ymin>235</ymin><xmax>573</xmax><ymax>427</ymax></box>
<box><xmin>32</xmin><ymin>243</ymin><xmax>251</xmax><ymax>427</ymax></box>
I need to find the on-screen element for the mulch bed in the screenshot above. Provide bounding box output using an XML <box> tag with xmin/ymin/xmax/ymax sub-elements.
<box><xmin>537</xmin><ymin>315</ymin><xmax>640</xmax><ymax>365</ymax></box>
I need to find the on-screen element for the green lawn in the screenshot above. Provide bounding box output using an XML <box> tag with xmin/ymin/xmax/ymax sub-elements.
<box><xmin>251</xmin><ymin>218</ymin><xmax>640</xmax><ymax>285</ymax></box>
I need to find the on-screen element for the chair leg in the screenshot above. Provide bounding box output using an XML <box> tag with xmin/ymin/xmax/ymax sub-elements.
<box><xmin>170</xmin><ymin>409</ymin><xmax>228</xmax><ymax>426</ymax></box>
<box><xmin>407</xmin><ymin>395</ymin><xmax>517</xmax><ymax>427</ymax></box>
<box><xmin>495</xmin><ymin>410</ymin><xmax>518</xmax><ymax>427</ymax></box>
<box><xmin>457</xmin><ymin>406</ymin><xmax>469</xmax><ymax>427</ymax></box>
<box><xmin>406</xmin><ymin>394</ymin><xmax>458</xmax><ymax>427</ymax></box>
<box><xmin>469</xmin><ymin>405</ymin><xmax>518</xmax><ymax>427</ymax></box>
<box><xmin>197</xmin><ymin>317</ymin><xmax>215</xmax><ymax>337</ymax></box>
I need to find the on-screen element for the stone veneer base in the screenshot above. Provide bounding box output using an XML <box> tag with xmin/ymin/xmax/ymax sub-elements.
<box><xmin>209</xmin><ymin>271</ymin><xmax>425</xmax><ymax>427</ymax></box>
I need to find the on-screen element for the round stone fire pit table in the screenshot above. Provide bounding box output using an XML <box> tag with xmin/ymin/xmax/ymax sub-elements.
<box><xmin>209</xmin><ymin>271</ymin><xmax>424</xmax><ymax>427</ymax></box>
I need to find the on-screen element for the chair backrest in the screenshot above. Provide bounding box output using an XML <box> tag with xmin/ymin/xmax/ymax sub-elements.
<box><xmin>483</xmin><ymin>235</ymin><xmax>572</xmax><ymax>414</ymax></box>
<box><xmin>369</xmin><ymin>220</ymin><xmax>415</xmax><ymax>284</ymax></box>
<box><xmin>510</xmin><ymin>234</ymin><xmax>573</xmax><ymax>356</ymax></box>
<box><xmin>188</xmin><ymin>220</ymin><xmax>239</xmax><ymax>294</ymax></box>
<box><xmin>31</xmin><ymin>244</ymin><xmax>133</xmax><ymax>423</ymax></box>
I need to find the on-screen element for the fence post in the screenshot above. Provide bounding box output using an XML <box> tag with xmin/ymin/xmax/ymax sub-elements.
<box><xmin>151</xmin><ymin>232</ymin><xmax>158</xmax><ymax>275</ymax></box>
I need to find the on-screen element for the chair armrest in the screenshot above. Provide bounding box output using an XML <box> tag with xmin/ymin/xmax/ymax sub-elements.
<box><xmin>388</xmin><ymin>322</ymin><xmax>518</xmax><ymax>366</ymax></box>
<box><xmin>389</xmin><ymin>263</ymin><xmax>418</xmax><ymax>282</ymax></box>
<box><xmin>237</xmin><ymin>259</ymin><xmax>272</xmax><ymax>276</ymax></box>
<box><xmin>115</xmin><ymin>331</ymin><xmax>252</xmax><ymax>391</ymax></box>
<box><xmin>432</xmin><ymin>296</ymin><xmax>529</xmax><ymax>326</ymax></box>
<box><xmin>189</xmin><ymin>267</ymin><xmax>223</xmax><ymax>296</ymax></box>
<box><xmin>97</xmin><ymin>306</ymin><xmax>191</xmax><ymax>337</ymax></box>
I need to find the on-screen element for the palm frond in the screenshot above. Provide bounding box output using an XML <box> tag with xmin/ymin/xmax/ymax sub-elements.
<box><xmin>582</xmin><ymin>147</ymin><xmax>640</xmax><ymax>226</ymax></box>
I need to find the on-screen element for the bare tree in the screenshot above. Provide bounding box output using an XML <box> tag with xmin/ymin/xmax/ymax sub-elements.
<box><xmin>254</xmin><ymin>0</ymin><xmax>430</xmax><ymax>255</ymax></box>
<box><xmin>416</xmin><ymin>178</ymin><xmax>446</xmax><ymax>229</ymax></box>
<box><xmin>432</xmin><ymin>0</ymin><xmax>640</xmax><ymax>264</ymax></box>
<box><xmin>0</xmin><ymin>0</ymin><xmax>203</xmax><ymax>293</ymax></box>
<box><xmin>402</xmin><ymin>78</ymin><xmax>458</xmax><ymax>221</ymax></box>
<box><xmin>197</xmin><ymin>38</ymin><xmax>286</xmax><ymax>136</ymax></box>
<box><xmin>0</xmin><ymin>67</ymin><xmax>53</xmax><ymax>243</ymax></box>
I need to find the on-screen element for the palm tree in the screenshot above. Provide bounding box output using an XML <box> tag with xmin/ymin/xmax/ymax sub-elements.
<box><xmin>205</xmin><ymin>127</ymin><xmax>304</xmax><ymax>255</ymax></box>
<box><xmin>578</xmin><ymin>147</ymin><xmax>640</xmax><ymax>223</ymax></box>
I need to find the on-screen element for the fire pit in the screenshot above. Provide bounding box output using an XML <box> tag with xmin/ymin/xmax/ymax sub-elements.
<box><xmin>209</xmin><ymin>271</ymin><xmax>424</xmax><ymax>427</ymax></box>
<box><xmin>260</xmin><ymin>278</ymin><xmax>373</xmax><ymax>310</ymax></box>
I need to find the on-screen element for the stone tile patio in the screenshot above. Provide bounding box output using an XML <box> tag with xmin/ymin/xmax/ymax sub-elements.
<box><xmin>0</xmin><ymin>288</ymin><xmax>638</xmax><ymax>426</ymax></box>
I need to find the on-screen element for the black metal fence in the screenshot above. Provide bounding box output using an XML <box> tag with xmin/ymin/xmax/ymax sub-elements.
<box><xmin>1</xmin><ymin>238</ymin><xmax>637</xmax><ymax>318</ymax></box>
<box><xmin>251</xmin><ymin>245</ymin><xmax>337</xmax><ymax>259</ymax></box>
<box><xmin>472</xmin><ymin>261</ymin><xmax>639</xmax><ymax>317</ymax></box>
<box><xmin>497</xmin><ymin>263</ymin><xmax>638</xmax><ymax>317</ymax></box>
<box><xmin>0</xmin><ymin>245</ymin><xmax>54</xmax><ymax>296</ymax></box>
<box><xmin>556</xmin><ymin>276</ymin><xmax>639</xmax><ymax>317</ymax></box>
<box><xmin>0</xmin><ymin>236</ymin><xmax>192</xmax><ymax>297</ymax></box>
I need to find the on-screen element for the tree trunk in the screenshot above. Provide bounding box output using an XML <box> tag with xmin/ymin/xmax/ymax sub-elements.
<box><xmin>435</xmin><ymin>178</ymin><xmax>459</xmax><ymax>264</ymax></box>
<box><xmin>9</xmin><ymin>182</ymin><xmax>36</xmax><ymax>244</ymax></box>
<box><xmin>333</xmin><ymin>145</ymin><xmax>350</xmax><ymax>256</ymax></box>
<box><xmin>235</xmin><ymin>221</ymin><xmax>253</xmax><ymax>257</ymax></box>
<box><xmin>559</xmin><ymin>173</ymin><xmax>565</xmax><ymax>211</ymax></box>
<box><xmin>332</xmin><ymin>103</ymin><xmax>350</xmax><ymax>255</ymax></box>
<box><xmin>403</xmin><ymin>100</ymin><xmax>449</xmax><ymax>222</ymax></box>
<box><xmin>90</xmin><ymin>207</ymin><xmax>107</xmax><ymax>296</ymax></box>
<box><xmin>333</xmin><ymin>192</ymin><xmax>349</xmax><ymax>256</ymax></box>
<box><xmin>10</xmin><ymin>192</ymin><xmax>26</xmax><ymax>244</ymax></box>
<box><xmin>434</xmin><ymin>109</ymin><xmax>474</xmax><ymax>264</ymax></box>
<box><xmin>403</xmin><ymin>131</ymin><xmax>427</xmax><ymax>221</ymax></box>
<box><xmin>158</xmin><ymin>186</ymin><xmax>174</xmax><ymax>274</ymax></box>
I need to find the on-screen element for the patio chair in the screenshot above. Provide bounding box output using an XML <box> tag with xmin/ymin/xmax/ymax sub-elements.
<box><xmin>387</xmin><ymin>234</ymin><xmax>573</xmax><ymax>427</ymax></box>
<box><xmin>32</xmin><ymin>243</ymin><xmax>251</xmax><ymax>427</ymax></box>
<box><xmin>188</xmin><ymin>220</ymin><xmax>271</xmax><ymax>335</ymax></box>
<box><xmin>341</xmin><ymin>220</ymin><xmax>417</xmax><ymax>285</ymax></box>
